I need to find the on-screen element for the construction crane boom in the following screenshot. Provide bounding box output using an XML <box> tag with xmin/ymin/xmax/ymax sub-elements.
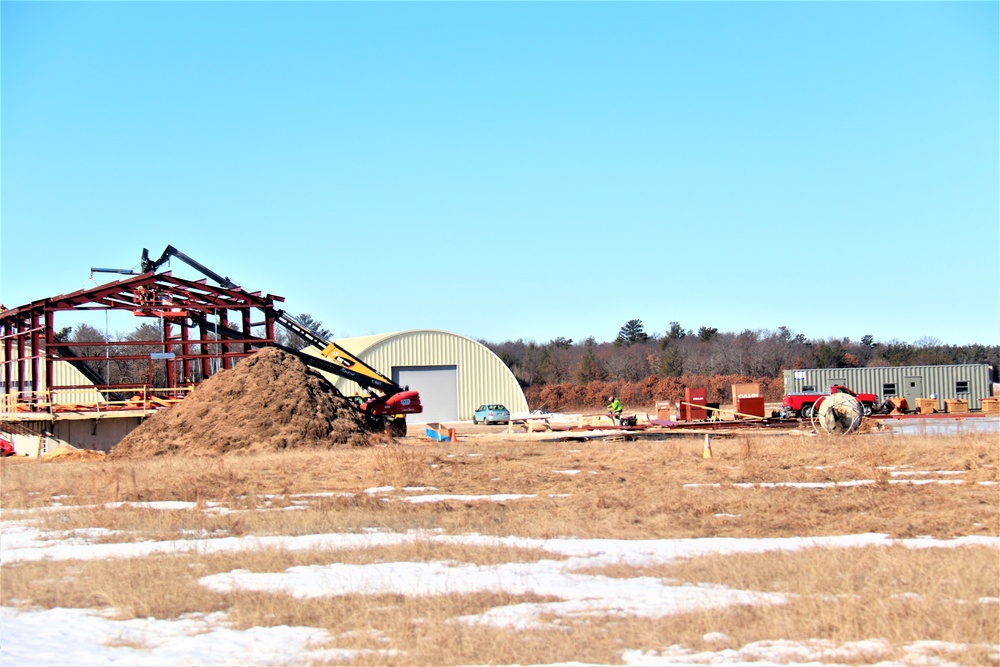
<box><xmin>142</xmin><ymin>246</ymin><xmax>234</xmax><ymax>289</ymax></box>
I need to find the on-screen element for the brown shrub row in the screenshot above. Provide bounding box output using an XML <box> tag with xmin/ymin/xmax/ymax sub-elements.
<box><xmin>524</xmin><ymin>375</ymin><xmax>783</xmax><ymax>411</ymax></box>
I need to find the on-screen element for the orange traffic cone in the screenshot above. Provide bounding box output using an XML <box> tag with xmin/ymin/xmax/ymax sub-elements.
<box><xmin>703</xmin><ymin>434</ymin><xmax>712</xmax><ymax>459</ymax></box>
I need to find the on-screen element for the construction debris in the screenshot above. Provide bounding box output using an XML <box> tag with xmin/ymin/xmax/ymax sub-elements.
<box><xmin>110</xmin><ymin>347</ymin><xmax>378</xmax><ymax>459</ymax></box>
<box><xmin>424</xmin><ymin>423</ymin><xmax>456</xmax><ymax>442</ymax></box>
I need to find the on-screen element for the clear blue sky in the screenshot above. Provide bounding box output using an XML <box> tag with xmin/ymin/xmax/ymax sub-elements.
<box><xmin>2</xmin><ymin>2</ymin><xmax>997</xmax><ymax>346</ymax></box>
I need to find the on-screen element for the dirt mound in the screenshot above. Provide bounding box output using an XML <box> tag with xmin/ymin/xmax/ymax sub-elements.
<box><xmin>111</xmin><ymin>347</ymin><xmax>375</xmax><ymax>458</ymax></box>
<box><xmin>42</xmin><ymin>446</ymin><xmax>107</xmax><ymax>462</ymax></box>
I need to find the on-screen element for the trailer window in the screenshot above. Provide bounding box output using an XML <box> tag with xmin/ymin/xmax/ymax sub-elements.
<box><xmin>956</xmin><ymin>381</ymin><xmax>969</xmax><ymax>394</ymax></box>
<box><xmin>882</xmin><ymin>383</ymin><xmax>897</xmax><ymax>397</ymax></box>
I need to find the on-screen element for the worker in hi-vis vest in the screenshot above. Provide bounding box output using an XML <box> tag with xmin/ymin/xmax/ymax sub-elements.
<box><xmin>607</xmin><ymin>395</ymin><xmax>623</xmax><ymax>425</ymax></box>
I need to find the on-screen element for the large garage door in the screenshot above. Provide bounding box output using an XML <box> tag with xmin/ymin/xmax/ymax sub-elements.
<box><xmin>392</xmin><ymin>365</ymin><xmax>458</xmax><ymax>424</ymax></box>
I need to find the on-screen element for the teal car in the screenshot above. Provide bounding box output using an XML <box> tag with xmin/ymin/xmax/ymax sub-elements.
<box><xmin>473</xmin><ymin>404</ymin><xmax>510</xmax><ymax>425</ymax></box>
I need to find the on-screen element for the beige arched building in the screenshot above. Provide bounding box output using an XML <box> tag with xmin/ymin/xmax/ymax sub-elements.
<box><xmin>302</xmin><ymin>329</ymin><xmax>528</xmax><ymax>423</ymax></box>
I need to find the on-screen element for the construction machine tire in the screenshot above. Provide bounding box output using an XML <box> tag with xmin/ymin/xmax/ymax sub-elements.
<box><xmin>386</xmin><ymin>417</ymin><xmax>407</xmax><ymax>438</ymax></box>
<box><xmin>364</xmin><ymin>414</ymin><xmax>382</xmax><ymax>433</ymax></box>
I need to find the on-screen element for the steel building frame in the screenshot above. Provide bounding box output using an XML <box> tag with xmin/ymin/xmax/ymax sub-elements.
<box><xmin>1</xmin><ymin>272</ymin><xmax>284</xmax><ymax>412</ymax></box>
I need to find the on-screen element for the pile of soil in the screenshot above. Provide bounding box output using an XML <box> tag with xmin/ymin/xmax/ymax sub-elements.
<box><xmin>111</xmin><ymin>347</ymin><xmax>375</xmax><ymax>458</ymax></box>
<box><xmin>42</xmin><ymin>446</ymin><xmax>107</xmax><ymax>462</ymax></box>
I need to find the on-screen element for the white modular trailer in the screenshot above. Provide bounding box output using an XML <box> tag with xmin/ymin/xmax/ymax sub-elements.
<box><xmin>302</xmin><ymin>329</ymin><xmax>529</xmax><ymax>424</ymax></box>
<box><xmin>783</xmin><ymin>364</ymin><xmax>994</xmax><ymax>411</ymax></box>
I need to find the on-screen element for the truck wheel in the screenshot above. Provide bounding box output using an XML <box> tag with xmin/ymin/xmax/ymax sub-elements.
<box><xmin>862</xmin><ymin>403</ymin><xmax>873</xmax><ymax>417</ymax></box>
<box><xmin>800</xmin><ymin>403</ymin><xmax>814</xmax><ymax>418</ymax></box>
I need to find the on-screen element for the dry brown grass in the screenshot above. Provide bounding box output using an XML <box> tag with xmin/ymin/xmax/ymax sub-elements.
<box><xmin>0</xmin><ymin>547</ymin><xmax>617</xmax><ymax>666</ymax></box>
<box><xmin>8</xmin><ymin>543</ymin><xmax>993</xmax><ymax>665</ymax></box>
<box><xmin>3</xmin><ymin>432</ymin><xmax>997</xmax><ymax>541</ymax></box>
<box><xmin>580</xmin><ymin>545</ymin><xmax>999</xmax><ymax>644</ymax></box>
<box><xmin>0</xmin><ymin>542</ymin><xmax>561</xmax><ymax>615</ymax></box>
<box><xmin>2</xmin><ymin>430</ymin><xmax>998</xmax><ymax>665</ymax></box>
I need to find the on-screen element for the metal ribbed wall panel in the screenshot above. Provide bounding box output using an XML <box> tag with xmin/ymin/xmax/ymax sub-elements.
<box><xmin>304</xmin><ymin>329</ymin><xmax>528</xmax><ymax>422</ymax></box>
<box><xmin>48</xmin><ymin>362</ymin><xmax>106</xmax><ymax>405</ymax></box>
<box><xmin>1</xmin><ymin>348</ymin><xmax>105</xmax><ymax>405</ymax></box>
<box><xmin>782</xmin><ymin>365</ymin><xmax>993</xmax><ymax>410</ymax></box>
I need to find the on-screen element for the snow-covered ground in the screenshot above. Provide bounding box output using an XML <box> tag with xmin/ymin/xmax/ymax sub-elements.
<box><xmin>881</xmin><ymin>416</ymin><xmax>1000</xmax><ymax>436</ymax></box>
<box><xmin>4</xmin><ymin>602</ymin><xmax>998</xmax><ymax>667</ymax></box>
<box><xmin>2</xmin><ymin>494</ymin><xmax>998</xmax><ymax>666</ymax></box>
<box><xmin>1</xmin><ymin>606</ymin><xmax>363</xmax><ymax>667</ymax></box>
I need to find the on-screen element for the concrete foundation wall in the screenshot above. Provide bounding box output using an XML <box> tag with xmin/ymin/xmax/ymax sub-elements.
<box><xmin>3</xmin><ymin>417</ymin><xmax>142</xmax><ymax>457</ymax></box>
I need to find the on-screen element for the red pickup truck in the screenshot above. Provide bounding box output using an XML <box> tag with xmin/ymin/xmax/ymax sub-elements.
<box><xmin>782</xmin><ymin>386</ymin><xmax>879</xmax><ymax>418</ymax></box>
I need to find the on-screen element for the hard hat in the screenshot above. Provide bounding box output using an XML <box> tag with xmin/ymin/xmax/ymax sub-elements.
<box><xmin>608</xmin><ymin>396</ymin><xmax>615</xmax><ymax>401</ymax></box>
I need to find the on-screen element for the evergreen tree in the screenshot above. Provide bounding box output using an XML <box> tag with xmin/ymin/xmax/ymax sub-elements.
<box><xmin>578</xmin><ymin>338</ymin><xmax>607</xmax><ymax>383</ymax></box>
<box><xmin>697</xmin><ymin>326</ymin><xmax>718</xmax><ymax>342</ymax></box>
<box><xmin>550</xmin><ymin>337</ymin><xmax>573</xmax><ymax>350</ymax></box>
<box><xmin>616</xmin><ymin>319</ymin><xmax>649</xmax><ymax>346</ymax></box>
<box><xmin>658</xmin><ymin>343</ymin><xmax>684</xmax><ymax>377</ymax></box>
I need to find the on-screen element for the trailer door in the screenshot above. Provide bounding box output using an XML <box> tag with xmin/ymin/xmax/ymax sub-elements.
<box><xmin>903</xmin><ymin>376</ymin><xmax>924</xmax><ymax>407</ymax></box>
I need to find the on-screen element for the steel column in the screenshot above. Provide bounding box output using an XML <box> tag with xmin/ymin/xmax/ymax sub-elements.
<box><xmin>219</xmin><ymin>309</ymin><xmax>232</xmax><ymax>370</ymax></box>
<box><xmin>242</xmin><ymin>309</ymin><xmax>252</xmax><ymax>355</ymax></box>
<box><xmin>2</xmin><ymin>319</ymin><xmax>11</xmax><ymax>395</ymax></box>
<box><xmin>44</xmin><ymin>309</ymin><xmax>55</xmax><ymax>403</ymax></box>
<box><xmin>199</xmin><ymin>318</ymin><xmax>212</xmax><ymax>380</ymax></box>
<box><xmin>16</xmin><ymin>317</ymin><xmax>26</xmax><ymax>402</ymax></box>
<box><xmin>180</xmin><ymin>319</ymin><xmax>192</xmax><ymax>383</ymax></box>
<box><xmin>30</xmin><ymin>310</ymin><xmax>41</xmax><ymax>400</ymax></box>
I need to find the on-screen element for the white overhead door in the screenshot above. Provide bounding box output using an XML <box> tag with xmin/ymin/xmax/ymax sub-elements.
<box><xmin>392</xmin><ymin>365</ymin><xmax>458</xmax><ymax>424</ymax></box>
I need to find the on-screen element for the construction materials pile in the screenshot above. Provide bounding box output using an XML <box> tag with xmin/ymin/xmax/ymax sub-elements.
<box><xmin>110</xmin><ymin>347</ymin><xmax>376</xmax><ymax>459</ymax></box>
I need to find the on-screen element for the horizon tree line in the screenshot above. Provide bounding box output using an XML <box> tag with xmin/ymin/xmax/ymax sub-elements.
<box><xmin>482</xmin><ymin>319</ymin><xmax>1000</xmax><ymax>388</ymax></box>
<box><xmin>51</xmin><ymin>316</ymin><xmax>999</xmax><ymax>392</ymax></box>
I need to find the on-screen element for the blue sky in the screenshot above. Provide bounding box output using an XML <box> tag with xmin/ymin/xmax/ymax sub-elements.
<box><xmin>2</xmin><ymin>2</ymin><xmax>997</xmax><ymax>346</ymax></box>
